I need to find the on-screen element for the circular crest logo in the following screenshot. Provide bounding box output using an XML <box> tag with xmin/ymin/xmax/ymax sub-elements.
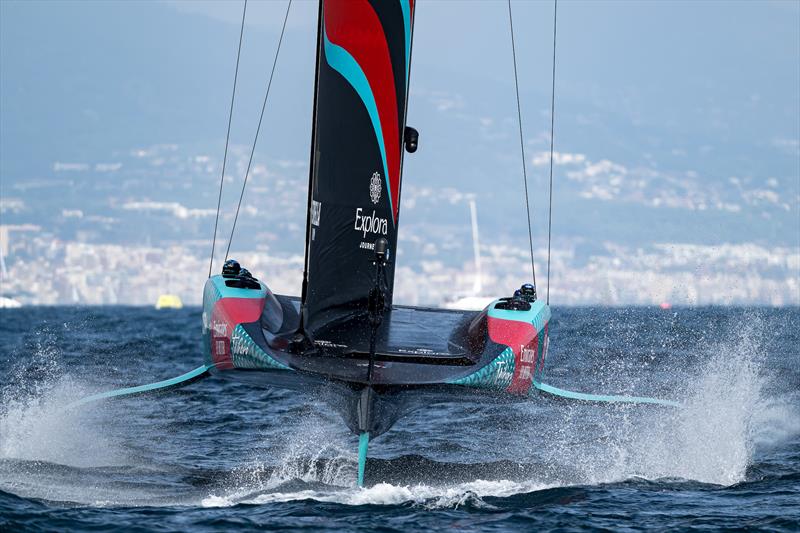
<box><xmin>369</xmin><ymin>172</ymin><xmax>382</xmax><ymax>204</ymax></box>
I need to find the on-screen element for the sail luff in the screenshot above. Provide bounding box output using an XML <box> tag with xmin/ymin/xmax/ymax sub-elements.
<box><xmin>300</xmin><ymin>0</ymin><xmax>325</xmax><ymax>324</ymax></box>
<box><xmin>392</xmin><ymin>0</ymin><xmax>415</xmax><ymax>298</ymax></box>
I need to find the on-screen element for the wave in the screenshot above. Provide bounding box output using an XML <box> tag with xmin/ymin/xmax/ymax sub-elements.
<box><xmin>0</xmin><ymin>310</ymin><xmax>797</xmax><ymax>510</ymax></box>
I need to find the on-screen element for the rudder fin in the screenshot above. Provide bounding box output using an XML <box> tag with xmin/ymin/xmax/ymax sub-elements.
<box><xmin>357</xmin><ymin>431</ymin><xmax>369</xmax><ymax>487</ymax></box>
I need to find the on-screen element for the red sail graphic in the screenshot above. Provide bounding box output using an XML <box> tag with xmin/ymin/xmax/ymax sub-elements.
<box><xmin>302</xmin><ymin>0</ymin><xmax>415</xmax><ymax>337</ymax></box>
<box><xmin>324</xmin><ymin>0</ymin><xmax>401</xmax><ymax>221</ymax></box>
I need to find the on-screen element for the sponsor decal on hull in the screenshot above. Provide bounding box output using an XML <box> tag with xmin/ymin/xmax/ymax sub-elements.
<box><xmin>486</xmin><ymin>314</ymin><xmax>545</xmax><ymax>395</ymax></box>
<box><xmin>209</xmin><ymin>296</ymin><xmax>266</xmax><ymax>370</ymax></box>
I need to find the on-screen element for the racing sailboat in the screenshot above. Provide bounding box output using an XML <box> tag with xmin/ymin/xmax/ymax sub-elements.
<box><xmin>206</xmin><ymin>0</ymin><xmax>553</xmax><ymax>486</ymax></box>
<box><xmin>203</xmin><ymin>0</ymin><xmax>550</xmax><ymax>486</ymax></box>
<box><xmin>74</xmin><ymin>0</ymin><xmax>678</xmax><ymax>487</ymax></box>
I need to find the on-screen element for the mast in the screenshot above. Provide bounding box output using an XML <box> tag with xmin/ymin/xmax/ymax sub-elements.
<box><xmin>300</xmin><ymin>0</ymin><xmax>416</xmax><ymax>338</ymax></box>
<box><xmin>469</xmin><ymin>199</ymin><xmax>482</xmax><ymax>295</ymax></box>
<box><xmin>299</xmin><ymin>0</ymin><xmax>325</xmax><ymax>326</ymax></box>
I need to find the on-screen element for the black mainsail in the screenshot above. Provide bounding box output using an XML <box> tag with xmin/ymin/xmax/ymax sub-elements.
<box><xmin>301</xmin><ymin>0</ymin><xmax>415</xmax><ymax>338</ymax></box>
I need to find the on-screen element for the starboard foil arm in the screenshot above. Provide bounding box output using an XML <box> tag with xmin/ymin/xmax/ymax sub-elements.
<box><xmin>67</xmin><ymin>364</ymin><xmax>213</xmax><ymax>409</ymax></box>
<box><xmin>532</xmin><ymin>379</ymin><xmax>681</xmax><ymax>408</ymax></box>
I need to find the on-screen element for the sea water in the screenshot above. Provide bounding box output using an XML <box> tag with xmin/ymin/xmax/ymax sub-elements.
<box><xmin>0</xmin><ymin>306</ymin><xmax>798</xmax><ymax>531</ymax></box>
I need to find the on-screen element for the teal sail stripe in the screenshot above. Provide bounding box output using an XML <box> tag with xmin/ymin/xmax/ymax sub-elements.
<box><xmin>323</xmin><ymin>28</ymin><xmax>394</xmax><ymax>222</ymax></box>
<box><xmin>67</xmin><ymin>365</ymin><xmax>213</xmax><ymax>408</ymax></box>
<box><xmin>399</xmin><ymin>0</ymin><xmax>411</xmax><ymax>81</ymax></box>
<box><xmin>532</xmin><ymin>379</ymin><xmax>681</xmax><ymax>408</ymax></box>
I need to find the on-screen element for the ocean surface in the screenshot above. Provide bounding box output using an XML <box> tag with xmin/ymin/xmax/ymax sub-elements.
<box><xmin>1</xmin><ymin>306</ymin><xmax>798</xmax><ymax>531</ymax></box>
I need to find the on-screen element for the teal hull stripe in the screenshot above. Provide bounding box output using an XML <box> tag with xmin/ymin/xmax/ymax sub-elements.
<box><xmin>532</xmin><ymin>380</ymin><xmax>681</xmax><ymax>408</ymax></box>
<box><xmin>447</xmin><ymin>347</ymin><xmax>515</xmax><ymax>390</ymax></box>
<box><xmin>231</xmin><ymin>324</ymin><xmax>291</xmax><ymax>371</ymax></box>
<box><xmin>488</xmin><ymin>300</ymin><xmax>551</xmax><ymax>330</ymax></box>
<box><xmin>210</xmin><ymin>276</ymin><xmax>266</xmax><ymax>299</ymax></box>
<box><xmin>323</xmin><ymin>28</ymin><xmax>393</xmax><ymax>221</ymax></box>
<box><xmin>68</xmin><ymin>365</ymin><xmax>213</xmax><ymax>408</ymax></box>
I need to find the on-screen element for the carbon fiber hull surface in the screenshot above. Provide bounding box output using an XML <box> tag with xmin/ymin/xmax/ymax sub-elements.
<box><xmin>202</xmin><ymin>275</ymin><xmax>550</xmax><ymax>436</ymax></box>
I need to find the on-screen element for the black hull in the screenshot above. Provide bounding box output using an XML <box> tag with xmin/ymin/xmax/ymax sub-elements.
<box><xmin>202</xmin><ymin>275</ymin><xmax>551</xmax><ymax>438</ymax></box>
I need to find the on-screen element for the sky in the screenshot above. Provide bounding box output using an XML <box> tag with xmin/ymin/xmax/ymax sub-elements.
<box><xmin>0</xmin><ymin>0</ymin><xmax>798</xmax><ymax>305</ymax></box>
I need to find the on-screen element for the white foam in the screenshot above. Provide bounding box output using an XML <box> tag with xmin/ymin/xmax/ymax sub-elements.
<box><xmin>199</xmin><ymin>316</ymin><xmax>799</xmax><ymax>508</ymax></box>
<box><xmin>628</xmin><ymin>319</ymin><xmax>770</xmax><ymax>485</ymax></box>
<box><xmin>0</xmin><ymin>372</ymin><xmax>123</xmax><ymax>468</ymax></box>
<box><xmin>200</xmin><ymin>494</ymin><xmax>235</xmax><ymax>507</ymax></box>
<box><xmin>518</xmin><ymin>315</ymin><xmax>796</xmax><ymax>488</ymax></box>
<box><xmin>202</xmin><ymin>478</ymin><xmax>553</xmax><ymax>509</ymax></box>
<box><xmin>201</xmin><ymin>413</ymin><xmax>556</xmax><ymax>509</ymax></box>
<box><xmin>4</xmin><ymin>312</ymin><xmax>797</xmax><ymax>509</ymax></box>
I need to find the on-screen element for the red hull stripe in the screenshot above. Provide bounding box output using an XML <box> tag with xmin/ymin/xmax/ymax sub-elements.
<box><xmin>210</xmin><ymin>297</ymin><xmax>265</xmax><ymax>369</ymax></box>
<box><xmin>487</xmin><ymin>316</ymin><xmax>539</xmax><ymax>395</ymax></box>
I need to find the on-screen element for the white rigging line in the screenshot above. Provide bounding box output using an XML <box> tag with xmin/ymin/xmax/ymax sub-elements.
<box><xmin>545</xmin><ymin>0</ymin><xmax>558</xmax><ymax>304</ymax></box>
<box><xmin>507</xmin><ymin>0</ymin><xmax>537</xmax><ymax>287</ymax></box>
<box><xmin>208</xmin><ymin>0</ymin><xmax>248</xmax><ymax>278</ymax></box>
<box><xmin>225</xmin><ymin>0</ymin><xmax>293</xmax><ymax>262</ymax></box>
